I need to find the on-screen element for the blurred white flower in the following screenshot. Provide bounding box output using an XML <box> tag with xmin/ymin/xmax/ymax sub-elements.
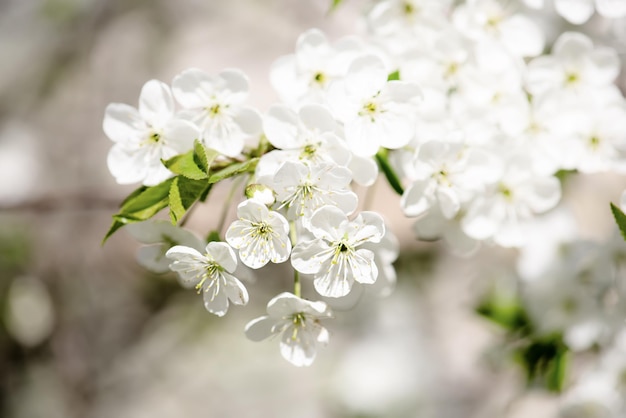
<box><xmin>244</xmin><ymin>292</ymin><xmax>332</xmax><ymax>367</ymax></box>
<box><xmin>126</xmin><ymin>220</ymin><xmax>204</xmax><ymax>273</ymax></box>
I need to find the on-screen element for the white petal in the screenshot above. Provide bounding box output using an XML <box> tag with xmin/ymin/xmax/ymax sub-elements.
<box><xmin>280</xmin><ymin>324</ymin><xmax>317</xmax><ymax>367</ymax></box>
<box><xmin>437</xmin><ymin>187</ymin><xmax>461</xmax><ymax>220</ymax></box>
<box><xmin>136</xmin><ymin>245</ymin><xmax>170</xmax><ymax>273</ymax></box>
<box><xmin>588</xmin><ymin>48</ymin><xmax>620</xmax><ymax>86</ymax></box>
<box><xmin>401</xmin><ymin>180</ymin><xmax>431</xmax><ymax>218</ymax></box>
<box><xmin>219</xmin><ymin>68</ymin><xmax>250</xmax><ymax>99</ymax></box>
<box><xmin>162</xmin><ymin>119</ymin><xmax>199</xmax><ymax>152</ymax></box>
<box><xmin>348</xmin><ymin>155</ymin><xmax>378</xmax><ymax>186</ymax></box>
<box><xmin>221</xmin><ymin>272</ymin><xmax>249</xmax><ymax>306</ymax></box>
<box><xmin>103</xmin><ymin>103</ymin><xmax>145</xmax><ymax>144</ymax></box>
<box><xmin>172</xmin><ymin>68</ymin><xmax>214</xmax><ymax>109</ymax></box>
<box><xmin>308</xmin><ymin>206</ymin><xmax>348</xmax><ymax>241</ymax></box>
<box><xmin>264</xmin><ymin>105</ymin><xmax>300</xmax><ymax>149</ymax></box>
<box><xmin>266</xmin><ymin>292</ymin><xmax>307</xmax><ymax>317</ymax></box>
<box><xmin>233</xmin><ymin>106</ymin><xmax>262</xmax><ymax>136</ymax></box>
<box><xmin>106</xmin><ymin>145</ymin><xmax>148</xmax><ymax>185</ymax></box>
<box><xmin>352</xmin><ymin>212</ymin><xmax>385</xmax><ymax>244</ymax></box>
<box><xmin>345</xmin><ymin>55</ymin><xmax>388</xmax><ymax>99</ymax></box>
<box><xmin>620</xmin><ymin>189</ymin><xmax>626</xmax><ymax>211</ymax></box>
<box><xmin>291</xmin><ymin>240</ymin><xmax>328</xmax><ymax>275</ymax></box>
<box><xmin>139</xmin><ymin>80</ymin><xmax>174</xmax><ymax>128</ymax></box>
<box><xmin>555</xmin><ymin>0</ymin><xmax>595</xmax><ymax>24</ymax></box>
<box><xmin>244</xmin><ymin>316</ymin><xmax>275</xmax><ymax>341</ymax></box>
<box><xmin>299</xmin><ymin>104</ymin><xmax>339</xmax><ymax>134</ymax></box>
<box><xmin>499</xmin><ymin>15</ymin><xmax>544</xmax><ymax>57</ymax></box>
<box><xmin>206</xmin><ymin>242</ymin><xmax>237</xmax><ymax>273</ymax></box>
<box><xmin>345</xmin><ymin>117</ymin><xmax>382</xmax><ymax>157</ymax></box>
<box><xmin>203</xmin><ymin>286</ymin><xmax>229</xmax><ymax>317</ymax></box>
<box><xmin>527</xmin><ymin>176</ymin><xmax>561</xmax><ymax>213</ymax></box>
<box><xmin>596</xmin><ymin>0</ymin><xmax>626</xmax><ymax>18</ymax></box>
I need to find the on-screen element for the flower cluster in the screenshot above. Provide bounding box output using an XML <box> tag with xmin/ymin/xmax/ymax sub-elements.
<box><xmin>102</xmin><ymin>0</ymin><xmax>626</xmax><ymax>376</ymax></box>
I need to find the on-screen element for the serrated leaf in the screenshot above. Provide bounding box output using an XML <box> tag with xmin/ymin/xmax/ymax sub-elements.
<box><xmin>375</xmin><ymin>149</ymin><xmax>404</xmax><ymax>195</ymax></box>
<box><xmin>194</xmin><ymin>140</ymin><xmax>218</xmax><ymax>174</ymax></box>
<box><xmin>162</xmin><ymin>150</ymin><xmax>207</xmax><ymax>180</ymax></box>
<box><xmin>102</xmin><ymin>219</ymin><xmax>126</xmax><ymax>245</ymax></box>
<box><xmin>168</xmin><ymin>176</ymin><xmax>208</xmax><ymax>224</ymax></box>
<box><xmin>387</xmin><ymin>70</ymin><xmax>400</xmax><ymax>81</ymax></box>
<box><xmin>102</xmin><ymin>178</ymin><xmax>174</xmax><ymax>244</ymax></box>
<box><xmin>611</xmin><ymin>202</ymin><xmax>626</xmax><ymax>241</ymax></box>
<box><xmin>208</xmin><ymin>158</ymin><xmax>259</xmax><ymax>184</ymax></box>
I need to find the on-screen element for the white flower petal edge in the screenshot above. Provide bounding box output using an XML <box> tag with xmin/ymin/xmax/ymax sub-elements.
<box><xmin>244</xmin><ymin>292</ymin><xmax>332</xmax><ymax>367</ymax></box>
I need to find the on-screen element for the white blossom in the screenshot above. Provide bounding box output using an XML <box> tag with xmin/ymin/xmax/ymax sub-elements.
<box><xmin>328</xmin><ymin>55</ymin><xmax>422</xmax><ymax>157</ymax></box>
<box><xmin>103</xmin><ymin>79</ymin><xmax>199</xmax><ymax>185</ymax></box>
<box><xmin>172</xmin><ymin>68</ymin><xmax>262</xmax><ymax>157</ymax></box>
<box><xmin>126</xmin><ymin>220</ymin><xmax>204</xmax><ymax>273</ymax></box>
<box><xmin>244</xmin><ymin>292</ymin><xmax>332</xmax><ymax>367</ymax></box>
<box><xmin>166</xmin><ymin>242</ymin><xmax>248</xmax><ymax>316</ymax></box>
<box><xmin>270</xmin><ymin>29</ymin><xmax>366</xmax><ymax>105</ymax></box>
<box><xmin>269</xmin><ymin>161</ymin><xmax>358</xmax><ymax>221</ymax></box>
<box><xmin>225</xmin><ymin>199</ymin><xmax>292</xmax><ymax>269</ymax></box>
<box><xmin>291</xmin><ymin>206</ymin><xmax>385</xmax><ymax>298</ymax></box>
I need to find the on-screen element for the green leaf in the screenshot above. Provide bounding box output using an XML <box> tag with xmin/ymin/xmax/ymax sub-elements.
<box><xmin>102</xmin><ymin>178</ymin><xmax>174</xmax><ymax>244</ymax></box>
<box><xmin>514</xmin><ymin>336</ymin><xmax>568</xmax><ymax>393</ymax></box>
<box><xmin>611</xmin><ymin>202</ymin><xmax>626</xmax><ymax>241</ymax></box>
<box><xmin>208</xmin><ymin>158</ymin><xmax>259</xmax><ymax>184</ymax></box>
<box><xmin>194</xmin><ymin>140</ymin><xmax>218</xmax><ymax>174</ymax></box>
<box><xmin>168</xmin><ymin>176</ymin><xmax>209</xmax><ymax>224</ymax></box>
<box><xmin>387</xmin><ymin>70</ymin><xmax>400</xmax><ymax>81</ymax></box>
<box><xmin>162</xmin><ymin>150</ymin><xmax>207</xmax><ymax>180</ymax></box>
<box><xmin>207</xmin><ymin>230</ymin><xmax>221</xmax><ymax>243</ymax></box>
<box><xmin>330</xmin><ymin>0</ymin><xmax>343</xmax><ymax>11</ymax></box>
<box><xmin>476</xmin><ymin>296</ymin><xmax>529</xmax><ymax>332</ymax></box>
<box><xmin>375</xmin><ymin>149</ymin><xmax>404</xmax><ymax>195</ymax></box>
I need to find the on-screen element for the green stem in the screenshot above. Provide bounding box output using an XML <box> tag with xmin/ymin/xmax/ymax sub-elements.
<box><xmin>289</xmin><ymin>221</ymin><xmax>301</xmax><ymax>298</ymax></box>
<box><xmin>375</xmin><ymin>148</ymin><xmax>404</xmax><ymax>195</ymax></box>
<box><xmin>217</xmin><ymin>176</ymin><xmax>244</xmax><ymax>236</ymax></box>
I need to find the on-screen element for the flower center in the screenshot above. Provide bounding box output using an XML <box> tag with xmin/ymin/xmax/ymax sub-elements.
<box><xmin>251</xmin><ymin>221</ymin><xmax>273</xmax><ymax>239</ymax></box>
<box><xmin>589</xmin><ymin>136</ymin><xmax>601</xmax><ymax>150</ymax></box>
<box><xmin>498</xmin><ymin>183</ymin><xmax>514</xmax><ymax>201</ymax></box>
<box><xmin>312</xmin><ymin>72</ymin><xmax>326</xmax><ymax>86</ymax></box>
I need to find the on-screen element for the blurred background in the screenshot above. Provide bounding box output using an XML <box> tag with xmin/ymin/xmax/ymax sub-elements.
<box><xmin>0</xmin><ymin>0</ymin><xmax>625</xmax><ymax>417</ymax></box>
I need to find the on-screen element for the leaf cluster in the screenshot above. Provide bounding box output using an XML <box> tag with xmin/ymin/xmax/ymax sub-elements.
<box><xmin>103</xmin><ymin>141</ymin><xmax>258</xmax><ymax>243</ymax></box>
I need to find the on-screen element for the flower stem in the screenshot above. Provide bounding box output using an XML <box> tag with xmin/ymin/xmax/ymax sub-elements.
<box><xmin>217</xmin><ymin>176</ymin><xmax>244</xmax><ymax>235</ymax></box>
<box><xmin>289</xmin><ymin>221</ymin><xmax>301</xmax><ymax>298</ymax></box>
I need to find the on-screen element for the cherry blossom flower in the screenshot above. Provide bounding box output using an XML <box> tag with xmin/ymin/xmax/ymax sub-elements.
<box><xmin>291</xmin><ymin>206</ymin><xmax>385</xmax><ymax>298</ymax></box>
<box><xmin>244</xmin><ymin>292</ymin><xmax>332</xmax><ymax>367</ymax></box>
<box><xmin>225</xmin><ymin>199</ymin><xmax>291</xmax><ymax>269</ymax></box>
<box><xmin>166</xmin><ymin>242</ymin><xmax>248</xmax><ymax>316</ymax></box>
<box><xmin>526</xmin><ymin>32</ymin><xmax>620</xmax><ymax>97</ymax></box>
<box><xmin>270</xmin><ymin>29</ymin><xmax>366</xmax><ymax>105</ymax></box>
<box><xmin>172</xmin><ymin>68</ymin><xmax>262</xmax><ymax>157</ymax></box>
<box><xmin>452</xmin><ymin>0</ymin><xmax>544</xmax><ymax>57</ymax></box>
<box><xmin>269</xmin><ymin>161</ymin><xmax>358</xmax><ymax>221</ymax></box>
<box><xmin>327</xmin><ymin>55</ymin><xmax>422</xmax><ymax>157</ymax></box>
<box><xmin>126</xmin><ymin>220</ymin><xmax>204</xmax><ymax>273</ymax></box>
<box><xmin>103</xmin><ymin>79</ymin><xmax>199</xmax><ymax>185</ymax></box>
